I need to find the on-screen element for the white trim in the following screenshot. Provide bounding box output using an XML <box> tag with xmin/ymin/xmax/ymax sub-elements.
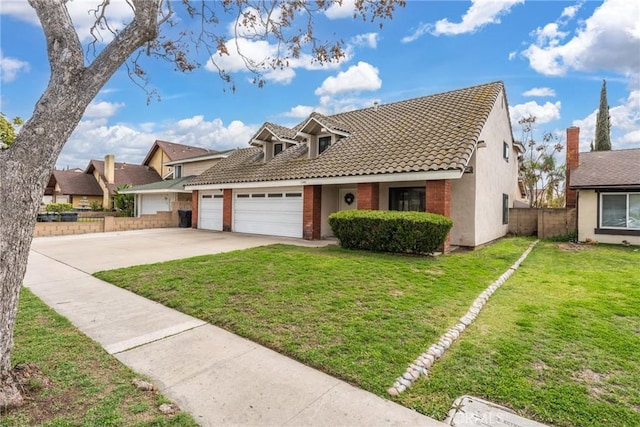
<box><xmin>119</xmin><ymin>188</ymin><xmax>191</xmax><ymax>194</ymax></box>
<box><xmin>163</xmin><ymin>152</ymin><xmax>231</xmax><ymax>166</ymax></box>
<box><xmin>187</xmin><ymin>169</ymin><xmax>463</xmax><ymax>190</ymax></box>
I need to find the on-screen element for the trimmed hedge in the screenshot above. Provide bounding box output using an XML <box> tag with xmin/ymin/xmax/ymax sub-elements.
<box><xmin>328</xmin><ymin>210</ymin><xmax>453</xmax><ymax>254</ymax></box>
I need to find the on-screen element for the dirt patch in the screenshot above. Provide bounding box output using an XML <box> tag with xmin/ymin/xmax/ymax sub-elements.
<box><xmin>532</xmin><ymin>361</ymin><xmax>547</xmax><ymax>374</ymax></box>
<box><xmin>573</xmin><ymin>368</ymin><xmax>605</xmax><ymax>383</ymax></box>
<box><xmin>557</xmin><ymin>243</ymin><xmax>593</xmax><ymax>252</ymax></box>
<box><xmin>389</xmin><ymin>289</ymin><xmax>404</xmax><ymax>297</ymax></box>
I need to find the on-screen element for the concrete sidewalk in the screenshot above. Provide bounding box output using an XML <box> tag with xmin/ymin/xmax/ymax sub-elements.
<box><xmin>25</xmin><ymin>229</ymin><xmax>445</xmax><ymax>426</ymax></box>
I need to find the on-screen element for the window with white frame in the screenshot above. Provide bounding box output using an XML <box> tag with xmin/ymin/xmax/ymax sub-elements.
<box><xmin>600</xmin><ymin>193</ymin><xmax>640</xmax><ymax>229</ymax></box>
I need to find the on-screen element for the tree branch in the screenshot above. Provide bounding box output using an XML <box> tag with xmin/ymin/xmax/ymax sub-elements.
<box><xmin>29</xmin><ymin>0</ymin><xmax>84</xmax><ymax>78</ymax></box>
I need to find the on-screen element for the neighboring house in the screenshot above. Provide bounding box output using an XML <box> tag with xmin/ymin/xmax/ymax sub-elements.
<box><xmin>44</xmin><ymin>169</ymin><xmax>103</xmax><ymax>209</ymax></box>
<box><xmin>87</xmin><ymin>155</ymin><xmax>161</xmax><ymax>209</ymax></box>
<box><xmin>566</xmin><ymin>127</ymin><xmax>640</xmax><ymax>245</ymax></box>
<box><xmin>187</xmin><ymin>81</ymin><xmax>524</xmax><ymax>249</ymax></box>
<box><xmin>142</xmin><ymin>140</ymin><xmax>212</xmax><ymax>178</ymax></box>
<box><xmin>123</xmin><ymin>150</ymin><xmax>234</xmax><ymax>216</ymax></box>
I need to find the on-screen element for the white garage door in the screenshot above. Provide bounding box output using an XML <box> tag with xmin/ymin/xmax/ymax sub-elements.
<box><xmin>234</xmin><ymin>188</ymin><xmax>303</xmax><ymax>238</ymax></box>
<box><xmin>199</xmin><ymin>192</ymin><xmax>223</xmax><ymax>231</ymax></box>
<box><xmin>140</xmin><ymin>194</ymin><xmax>172</xmax><ymax>215</ymax></box>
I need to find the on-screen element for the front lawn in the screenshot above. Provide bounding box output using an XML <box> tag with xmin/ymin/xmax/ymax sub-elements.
<box><xmin>95</xmin><ymin>239</ymin><xmax>640</xmax><ymax>426</ymax></box>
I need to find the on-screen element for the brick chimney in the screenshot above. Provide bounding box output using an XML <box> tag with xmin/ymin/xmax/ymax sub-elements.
<box><xmin>565</xmin><ymin>127</ymin><xmax>579</xmax><ymax>208</ymax></box>
<box><xmin>104</xmin><ymin>154</ymin><xmax>115</xmax><ymax>184</ymax></box>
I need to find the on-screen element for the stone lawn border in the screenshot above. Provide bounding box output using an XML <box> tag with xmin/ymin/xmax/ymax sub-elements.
<box><xmin>387</xmin><ymin>240</ymin><xmax>540</xmax><ymax>396</ymax></box>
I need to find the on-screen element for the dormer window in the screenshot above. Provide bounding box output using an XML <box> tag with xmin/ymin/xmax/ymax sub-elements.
<box><xmin>319</xmin><ymin>136</ymin><xmax>332</xmax><ymax>154</ymax></box>
<box><xmin>274</xmin><ymin>143</ymin><xmax>283</xmax><ymax>156</ymax></box>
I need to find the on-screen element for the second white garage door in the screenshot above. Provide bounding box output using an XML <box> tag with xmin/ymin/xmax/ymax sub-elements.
<box><xmin>234</xmin><ymin>188</ymin><xmax>303</xmax><ymax>238</ymax></box>
<box><xmin>199</xmin><ymin>192</ymin><xmax>223</xmax><ymax>231</ymax></box>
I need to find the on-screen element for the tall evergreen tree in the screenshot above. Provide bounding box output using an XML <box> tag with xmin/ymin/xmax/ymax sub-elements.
<box><xmin>594</xmin><ymin>80</ymin><xmax>612</xmax><ymax>151</ymax></box>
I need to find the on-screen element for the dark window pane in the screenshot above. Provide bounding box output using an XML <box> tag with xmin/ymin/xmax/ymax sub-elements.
<box><xmin>602</xmin><ymin>194</ymin><xmax>627</xmax><ymax>227</ymax></box>
<box><xmin>389</xmin><ymin>187</ymin><xmax>425</xmax><ymax>212</ymax></box>
<box><xmin>274</xmin><ymin>143</ymin><xmax>283</xmax><ymax>155</ymax></box>
<box><xmin>319</xmin><ymin>136</ymin><xmax>331</xmax><ymax>154</ymax></box>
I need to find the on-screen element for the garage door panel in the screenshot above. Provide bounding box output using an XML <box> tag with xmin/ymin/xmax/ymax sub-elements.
<box><xmin>199</xmin><ymin>192</ymin><xmax>223</xmax><ymax>231</ymax></box>
<box><xmin>233</xmin><ymin>189</ymin><xmax>303</xmax><ymax>238</ymax></box>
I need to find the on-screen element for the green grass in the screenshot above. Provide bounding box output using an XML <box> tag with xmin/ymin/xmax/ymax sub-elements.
<box><xmin>95</xmin><ymin>238</ymin><xmax>532</xmax><ymax>394</ymax></box>
<box><xmin>94</xmin><ymin>239</ymin><xmax>640</xmax><ymax>426</ymax></box>
<box><xmin>396</xmin><ymin>242</ymin><xmax>640</xmax><ymax>426</ymax></box>
<box><xmin>2</xmin><ymin>288</ymin><xmax>197</xmax><ymax>427</ymax></box>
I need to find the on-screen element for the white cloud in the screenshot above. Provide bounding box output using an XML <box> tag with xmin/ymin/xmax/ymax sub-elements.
<box><xmin>508</xmin><ymin>51</ymin><xmax>517</xmax><ymax>61</ymax></box>
<box><xmin>315</xmin><ymin>61</ymin><xmax>381</xmax><ymax>96</ymax></box>
<box><xmin>283</xmin><ymin>105</ymin><xmax>315</xmax><ymax>119</ymax></box>
<box><xmin>403</xmin><ymin>0</ymin><xmax>523</xmax><ymax>41</ymax></box>
<box><xmin>0</xmin><ymin>50</ymin><xmax>29</xmax><ymax>82</ymax></box>
<box><xmin>572</xmin><ymin>89</ymin><xmax>640</xmax><ymax>150</ymax></box>
<box><xmin>561</xmin><ymin>3</ymin><xmax>583</xmax><ymax>19</ymax></box>
<box><xmin>83</xmin><ymin>101</ymin><xmax>125</xmax><ymax>119</ymax></box>
<box><xmin>509</xmin><ymin>100</ymin><xmax>562</xmax><ymax>127</ymax></box>
<box><xmin>523</xmin><ymin>0</ymin><xmax>640</xmax><ymax>76</ymax></box>
<box><xmin>324</xmin><ymin>0</ymin><xmax>356</xmax><ymax>20</ymax></box>
<box><xmin>351</xmin><ymin>33</ymin><xmax>379</xmax><ymax>49</ymax></box>
<box><xmin>0</xmin><ymin>0</ymin><xmax>134</xmax><ymax>42</ymax></box>
<box><xmin>522</xmin><ymin>87</ymin><xmax>556</xmax><ymax>97</ymax></box>
<box><xmin>57</xmin><ymin>115</ymin><xmax>257</xmax><ymax>169</ymax></box>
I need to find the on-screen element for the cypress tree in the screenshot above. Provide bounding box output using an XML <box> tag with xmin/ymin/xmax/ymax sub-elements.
<box><xmin>594</xmin><ymin>80</ymin><xmax>611</xmax><ymax>151</ymax></box>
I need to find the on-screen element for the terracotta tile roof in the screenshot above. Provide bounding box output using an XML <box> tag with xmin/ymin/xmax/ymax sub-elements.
<box><xmin>52</xmin><ymin>170</ymin><xmax>103</xmax><ymax>196</ymax></box>
<box><xmin>570</xmin><ymin>149</ymin><xmax>640</xmax><ymax>188</ymax></box>
<box><xmin>88</xmin><ymin>160</ymin><xmax>161</xmax><ymax>193</ymax></box>
<box><xmin>257</xmin><ymin>122</ymin><xmax>298</xmax><ymax>141</ymax></box>
<box><xmin>191</xmin><ymin>81</ymin><xmax>505</xmax><ymax>186</ymax></box>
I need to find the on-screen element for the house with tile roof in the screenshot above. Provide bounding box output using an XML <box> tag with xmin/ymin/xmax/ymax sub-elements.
<box><xmin>44</xmin><ymin>169</ymin><xmax>104</xmax><ymax>209</ymax></box>
<box><xmin>566</xmin><ymin>127</ymin><xmax>640</xmax><ymax>245</ymax></box>
<box><xmin>186</xmin><ymin>81</ymin><xmax>525</xmax><ymax>249</ymax></box>
<box><xmin>122</xmin><ymin>150</ymin><xmax>234</xmax><ymax>216</ymax></box>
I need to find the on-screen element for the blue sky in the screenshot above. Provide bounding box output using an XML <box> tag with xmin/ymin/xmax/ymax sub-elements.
<box><xmin>1</xmin><ymin>0</ymin><xmax>638</xmax><ymax>169</ymax></box>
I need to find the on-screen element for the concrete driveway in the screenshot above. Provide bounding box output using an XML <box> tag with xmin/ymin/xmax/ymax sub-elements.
<box><xmin>30</xmin><ymin>228</ymin><xmax>333</xmax><ymax>273</ymax></box>
<box><xmin>25</xmin><ymin>229</ymin><xmax>445</xmax><ymax>426</ymax></box>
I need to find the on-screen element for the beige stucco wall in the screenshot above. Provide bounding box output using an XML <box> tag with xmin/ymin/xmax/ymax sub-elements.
<box><xmin>184</xmin><ymin>159</ymin><xmax>220</xmax><ymax>177</ymax></box>
<box><xmin>450</xmin><ymin>156</ymin><xmax>477</xmax><ymax>247</ymax></box>
<box><xmin>148</xmin><ymin>149</ymin><xmax>169</xmax><ymax>177</ymax></box>
<box><xmin>470</xmin><ymin>89</ymin><xmax>521</xmax><ymax>247</ymax></box>
<box><xmin>577</xmin><ymin>190</ymin><xmax>640</xmax><ymax>245</ymax></box>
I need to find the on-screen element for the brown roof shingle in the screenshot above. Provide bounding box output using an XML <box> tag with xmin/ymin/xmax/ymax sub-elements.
<box><xmin>52</xmin><ymin>170</ymin><xmax>103</xmax><ymax>196</ymax></box>
<box><xmin>191</xmin><ymin>81</ymin><xmax>505</xmax><ymax>186</ymax></box>
<box><xmin>88</xmin><ymin>160</ymin><xmax>161</xmax><ymax>193</ymax></box>
<box><xmin>143</xmin><ymin>140</ymin><xmax>213</xmax><ymax>165</ymax></box>
<box><xmin>570</xmin><ymin>149</ymin><xmax>640</xmax><ymax>188</ymax></box>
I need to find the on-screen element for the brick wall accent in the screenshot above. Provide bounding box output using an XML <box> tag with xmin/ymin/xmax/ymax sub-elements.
<box><xmin>303</xmin><ymin>185</ymin><xmax>322</xmax><ymax>240</ymax></box>
<box><xmin>191</xmin><ymin>190</ymin><xmax>199</xmax><ymax>229</ymax></box>
<box><xmin>426</xmin><ymin>179</ymin><xmax>452</xmax><ymax>253</ymax></box>
<box><xmin>356</xmin><ymin>183</ymin><xmax>379</xmax><ymax>210</ymax></box>
<box><xmin>565</xmin><ymin>127</ymin><xmax>580</xmax><ymax>209</ymax></box>
<box><xmin>223</xmin><ymin>189</ymin><xmax>232</xmax><ymax>232</ymax></box>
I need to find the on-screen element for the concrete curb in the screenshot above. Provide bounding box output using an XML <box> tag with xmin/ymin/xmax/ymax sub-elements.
<box><xmin>387</xmin><ymin>240</ymin><xmax>539</xmax><ymax>396</ymax></box>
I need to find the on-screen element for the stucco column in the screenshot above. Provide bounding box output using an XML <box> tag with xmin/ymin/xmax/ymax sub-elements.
<box><xmin>303</xmin><ymin>185</ymin><xmax>322</xmax><ymax>240</ymax></box>
<box><xmin>426</xmin><ymin>179</ymin><xmax>451</xmax><ymax>253</ymax></box>
<box><xmin>191</xmin><ymin>190</ymin><xmax>199</xmax><ymax>229</ymax></box>
<box><xmin>223</xmin><ymin>189</ymin><xmax>232</xmax><ymax>232</ymax></box>
<box><xmin>356</xmin><ymin>182</ymin><xmax>379</xmax><ymax>210</ymax></box>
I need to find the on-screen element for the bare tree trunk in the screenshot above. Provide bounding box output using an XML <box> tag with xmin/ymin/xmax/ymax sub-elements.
<box><xmin>0</xmin><ymin>0</ymin><xmax>160</xmax><ymax>408</ymax></box>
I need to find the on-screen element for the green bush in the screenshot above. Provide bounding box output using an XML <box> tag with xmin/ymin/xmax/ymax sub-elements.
<box><xmin>328</xmin><ymin>210</ymin><xmax>453</xmax><ymax>254</ymax></box>
<box><xmin>89</xmin><ymin>200</ymin><xmax>103</xmax><ymax>211</ymax></box>
<box><xmin>45</xmin><ymin>202</ymin><xmax>73</xmax><ymax>213</ymax></box>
